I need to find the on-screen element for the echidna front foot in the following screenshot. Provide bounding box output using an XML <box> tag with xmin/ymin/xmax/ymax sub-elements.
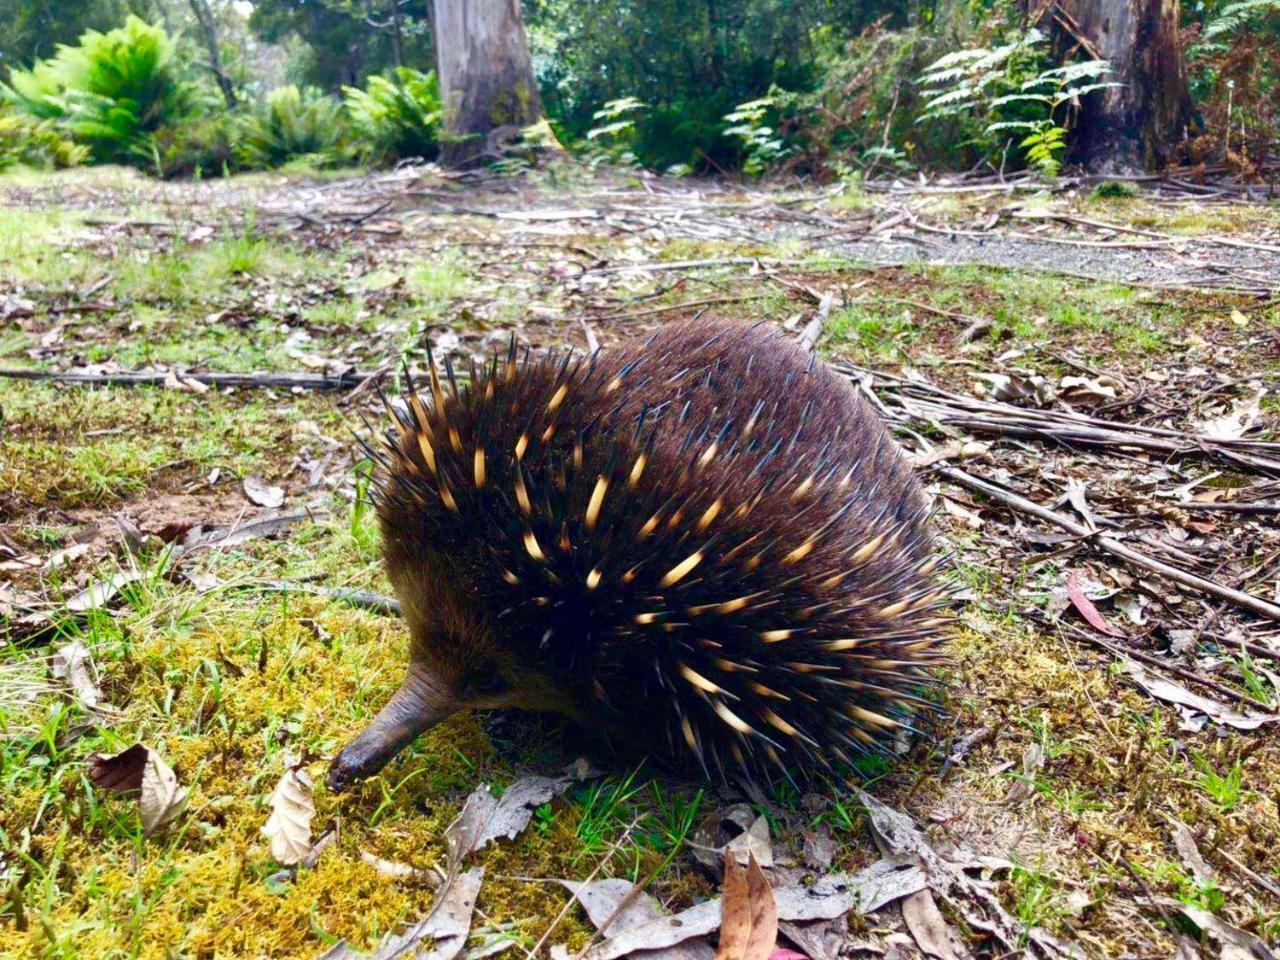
<box><xmin>327</xmin><ymin>664</ymin><xmax>459</xmax><ymax>792</ymax></box>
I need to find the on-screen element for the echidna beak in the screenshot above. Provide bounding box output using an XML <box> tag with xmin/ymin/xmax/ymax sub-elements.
<box><xmin>327</xmin><ymin>664</ymin><xmax>458</xmax><ymax>793</ymax></box>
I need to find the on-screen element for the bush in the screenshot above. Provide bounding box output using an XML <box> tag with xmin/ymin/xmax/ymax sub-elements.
<box><xmin>343</xmin><ymin>67</ymin><xmax>442</xmax><ymax>164</ymax></box>
<box><xmin>0</xmin><ymin>109</ymin><xmax>89</xmax><ymax>170</ymax></box>
<box><xmin>1</xmin><ymin>16</ymin><xmax>211</xmax><ymax>169</ymax></box>
<box><xmin>776</xmin><ymin>25</ymin><xmax>971</xmax><ymax>176</ymax></box>
<box><xmin>235</xmin><ymin>85</ymin><xmax>350</xmax><ymax>170</ymax></box>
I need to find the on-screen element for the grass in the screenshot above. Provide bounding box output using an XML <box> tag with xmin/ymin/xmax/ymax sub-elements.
<box><xmin>2</xmin><ymin>167</ymin><xmax>1279</xmax><ymax>959</ymax></box>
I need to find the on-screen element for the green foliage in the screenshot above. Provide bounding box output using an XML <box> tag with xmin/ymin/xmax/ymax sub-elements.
<box><xmin>0</xmin><ymin>0</ymin><xmax>142</xmax><ymax>67</ymax></box>
<box><xmin>917</xmin><ymin>31</ymin><xmax>1116</xmax><ymax>175</ymax></box>
<box><xmin>1203</xmin><ymin>0</ymin><xmax>1280</xmax><ymax>38</ymax></box>
<box><xmin>1090</xmin><ymin>180</ymin><xmax>1138</xmax><ymax>199</ymax></box>
<box><xmin>583</xmin><ymin>97</ymin><xmax>647</xmax><ymax>167</ymax></box>
<box><xmin>721</xmin><ymin>95</ymin><xmax>789</xmax><ymax>177</ymax></box>
<box><xmin>2</xmin><ymin>17</ymin><xmax>211</xmax><ymax>170</ymax></box>
<box><xmin>235</xmin><ymin>84</ymin><xmax>349</xmax><ymax>170</ymax></box>
<box><xmin>0</xmin><ymin>108</ymin><xmax>88</xmax><ymax>169</ymax></box>
<box><xmin>343</xmin><ymin>67</ymin><xmax>441</xmax><ymax>164</ymax></box>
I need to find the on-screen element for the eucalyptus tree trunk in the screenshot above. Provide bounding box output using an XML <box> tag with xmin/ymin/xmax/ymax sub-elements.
<box><xmin>186</xmin><ymin>0</ymin><xmax>237</xmax><ymax>108</ymax></box>
<box><xmin>1054</xmin><ymin>0</ymin><xmax>1195</xmax><ymax>171</ymax></box>
<box><xmin>430</xmin><ymin>0</ymin><xmax>542</xmax><ymax>166</ymax></box>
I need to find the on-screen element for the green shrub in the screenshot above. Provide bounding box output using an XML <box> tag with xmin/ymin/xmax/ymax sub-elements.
<box><xmin>1</xmin><ymin>16</ymin><xmax>210</xmax><ymax>169</ymax></box>
<box><xmin>236</xmin><ymin>85</ymin><xmax>350</xmax><ymax>170</ymax></box>
<box><xmin>155</xmin><ymin>115</ymin><xmax>238</xmax><ymax>178</ymax></box>
<box><xmin>343</xmin><ymin>67</ymin><xmax>441</xmax><ymax>163</ymax></box>
<box><xmin>0</xmin><ymin>109</ymin><xmax>89</xmax><ymax>170</ymax></box>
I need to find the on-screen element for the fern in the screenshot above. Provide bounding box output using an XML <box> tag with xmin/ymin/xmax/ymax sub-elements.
<box><xmin>1</xmin><ymin>17</ymin><xmax>208</xmax><ymax>167</ymax></box>
<box><xmin>1204</xmin><ymin>0</ymin><xmax>1280</xmax><ymax>37</ymax></box>
<box><xmin>343</xmin><ymin>68</ymin><xmax>442</xmax><ymax>164</ymax></box>
<box><xmin>236</xmin><ymin>86</ymin><xmax>349</xmax><ymax>170</ymax></box>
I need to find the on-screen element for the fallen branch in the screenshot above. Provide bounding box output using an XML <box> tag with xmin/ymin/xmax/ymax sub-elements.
<box><xmin>939</xmin><ymin>465</ymin><xmax>1280</xmax><ymax>623</ymax></box>
<box><xmin>0</xmin><ymin>367</ymin><xmax>370</xmax><ymax>391</ymax></box>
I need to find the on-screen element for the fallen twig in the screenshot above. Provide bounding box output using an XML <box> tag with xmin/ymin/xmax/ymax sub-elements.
<box><xmin>940</xmin><ymin>466</ymin><xmax>1280</xmax><ymax>622</ymax></box>
<box><xmin>0</xmin><ymin>367</ymin><xmax>370</xmax><ymax>391</ymax></box>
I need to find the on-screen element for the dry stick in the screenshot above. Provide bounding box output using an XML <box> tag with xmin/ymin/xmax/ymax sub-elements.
<box><xmin>526</xmin><ymin>817</ymin><xmax>642</xmax><ymax>960</ymax></box>
<box><xmin>939</xmin><ymin>465</ymin><xmax>1280</xmax><ymax>623</ymax></box>
<box><xmin>0</xmin><ymin>367</ymin><xmax>369</xmax><ymax>391</ymax></box>
<box><xmin>1174</xmin><ymin>501</ymin><xmax>1280</xmax><ymax>515</ymax></box>
<box><xmin>798</xmin><ymin>291</ymin><xmax>837</xmax><ymax>354</ymax></box>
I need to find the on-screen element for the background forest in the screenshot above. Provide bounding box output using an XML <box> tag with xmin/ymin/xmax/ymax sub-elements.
<box><xmin>0</xmin><ymin>0</ymin><xmax>1276</xmax><ymax>180</ymax></box>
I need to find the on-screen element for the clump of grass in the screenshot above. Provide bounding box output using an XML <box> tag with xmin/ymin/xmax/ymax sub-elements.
<box><xmin>1090</xmin><ymin>181</ymin><xmax>1138</xmax><ymax>200</ymax></box>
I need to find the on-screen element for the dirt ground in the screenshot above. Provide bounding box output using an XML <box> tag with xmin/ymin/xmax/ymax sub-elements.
<box><xmin>2</xmin><ymin>163</ymin><xmax>1279</xmax><ymax>960</ymax></box>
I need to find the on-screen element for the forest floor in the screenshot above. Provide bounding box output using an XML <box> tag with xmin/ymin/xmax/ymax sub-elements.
<box><xmin>2</xmin><ymin>163</ymin><xmax>1279</xmax><ymax>960</ymax></box>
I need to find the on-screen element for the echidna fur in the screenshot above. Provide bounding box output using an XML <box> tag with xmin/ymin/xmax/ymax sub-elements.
<box><xmin>327</xmin><ymin>319</ymin><xmax>948</xmax><ymax>792</ymax></box>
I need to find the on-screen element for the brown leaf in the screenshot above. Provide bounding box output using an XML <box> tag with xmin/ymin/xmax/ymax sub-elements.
<box><xmin>715</xmin><ymin>853</ymin><xmax>776</xmax><ymax>960</ymax></box>
<box><xmin>376</xmin><ymin>866</ymin><xmax>485</xmax><ymax>960</ymax></box>
<box><xmin>89</xmin><ymin>743</ymin><xmax>188</xmax><ymax>836</ymax></box>
<box><xmin>262</xmin><ymin>767</ymin><xmax>316</xmax><ymax>865</ymax></box>
<box><xmin>901</xmin><ymin>889</ymin><xmax>971</xmax><ymax>960</ymax></box>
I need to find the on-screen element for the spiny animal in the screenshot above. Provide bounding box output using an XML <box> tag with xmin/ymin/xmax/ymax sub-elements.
<box><xmin>327</xmin><ymin>319</ymin><xmax>947</xmax><ymax>792</ymax></box>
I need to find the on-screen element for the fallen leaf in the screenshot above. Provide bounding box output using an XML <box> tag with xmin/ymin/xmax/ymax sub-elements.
<box><xmin>582</xmin><ymin>873</ymin><xmax>861</xmax><ymax>960</ymax></box>
<box><xmin>1123</xmin><ymin>661</ymin><xmax>1274</xmax><ymax>731</ymax></box>
<box><xmin>714</xmin><ymin>853</ymin><xmax>777</xmax><ymax>960</ymax></box>
<box><xmin>1149</xmin><ymin>898</ymin><xmax>1276</xmax><ymax>960</ymax></box>
<box><xmin>1004</xmin><ymin>741</ymin><xmax>1046</xmax><ymax>805</ymax></box>
<box><xmin>1197</xmin><ymin>385</ymin><xmax>1266</xmax><ymax>441</ymax></box>
<box><xmin>901</xmin><ymin>889</ymin><xmax>970</xmax><ymax>960</ymax></box>
<box><xmin>243</xmin><ymin>475</ymin><xmax>286</xmax><ymax>508</ymax></box>
<box><xmin>88</xmin><ymin>743</ymin><xmax>188</xmax><ymax>836</ymax></box>
<box><xmin>66</xmin><ymin>571</ymin><xmax>143</xmax><ymax>612</ymax></box>
<box><xmin>163</xmin><ymin>370</ymin><xmax>210</xmax><ymax>394</ymax></box>
<box><xmin>1059</xmin><ymin>375</ymin><xmax>1120</xmax><ymax>405</ymax></box>
<box><xmin>376</xmin><ymin>867</ymin><xmax>485</xmax><ymax>960</ymax></box>
<box><xmin>1065</xmin><ymin>572</ymin><xmax>1124</xmax><ymax>637</ymax></box>
<box><xmin>262</xmin><ymin>767</ymin><xmax>316</xmax><ymax>865</ymax></box>
<box><xmin>444</xmin><ymin>775</ymin><xmax>575</xmax><ymax>870</ymax></box>
<box><xmin>1169</xmin><ymin>820</ymin><xmax>1213</xmax><ymax>886</ymax></box>
<box><xmin>49</xmin><ymin>640</ymin><xmax>102</xmax><ymax>709</ymax></box>
<box><xmin>558</xmin><ymin>878</ymin><xmax>714</xmax><ymax>960</ymax></box>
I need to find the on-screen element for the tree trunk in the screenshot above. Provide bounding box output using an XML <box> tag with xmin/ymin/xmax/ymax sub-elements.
<box><xmin>430</xmin><ymin>0</ymin><xmax>542</xmax><ymax>166</ymax></box>
<box><xmin>390</xmin><ymin>0</ymin><xmax>406</xmax><ymax>68</ymax></box>
<box><xmin>186</xmin><ymin>0</ymin><xmax>237</xmax><ymax>108</ymax></box>
<box><xmin>1053</xmin><ymin>0</ymin><xmax>1196</xmax><ymax>171</ymax></box>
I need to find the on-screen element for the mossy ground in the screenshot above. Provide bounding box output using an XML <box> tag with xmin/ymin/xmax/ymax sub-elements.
<box><xmin>2</xmin><ymin>167</ymin><xmax>1278</xmax><ymax>959</ymax></box>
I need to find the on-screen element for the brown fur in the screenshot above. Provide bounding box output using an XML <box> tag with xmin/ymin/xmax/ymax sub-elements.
<box><xmin>363</xmin><ymin>319</ymin><xmax>945</xmax><ymax>783</ymax></box>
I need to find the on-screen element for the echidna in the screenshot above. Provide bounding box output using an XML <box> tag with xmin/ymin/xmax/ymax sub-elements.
<box><xmin>327</xmin><ymin>319</ymin><xmax>946</xmax><ymax>792</ymax></box>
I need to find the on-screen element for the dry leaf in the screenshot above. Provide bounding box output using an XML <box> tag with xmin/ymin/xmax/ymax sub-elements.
<box><xmin>50</xmin><ymin>640</ymin><xmax>101</xmax><ymax>709</ymax></box>
<box><xmin>715</xmin><ymin>853</ymin><xmax>776</xmax><ymax>960</ymax></box>
<box><xmin>262</xmin><ymin>767</ymin><xmax>316</xmax><ymax>865</ymax></box>
<box><xmin>66</xmin><ymin>571</ymin><xmax>143</xmax><ymax>612</ymax></box>
<box><xmin>1169</xmin><ymin>820</ymin><xmax>1213</xmax><ymax>886</ymax></box>
<box><xmin>901</xmin><ymin>889</ymin><xmax>971</xmax><ymax>960</ymax></box>
<box><xmin>243</xmin><ymin>475</ymin><xmax>286</xmax><ymax>508</ymax></box>
<box><xmin>376</xmin><ymin>866</ymin><xmax>485</xmax><ymax>960</ymax></box>
<box><xmin>89</xmin><ymin>743</ymin><xmax>188</xmax><ymax>836</ymax></box>
<box><xmin>1123</xmin><ymin>661</ymin><xmax>1274</xmax><ymax>731</ymax></box>
<box><xmin>582</xmin><ymin>873</ymin><xmax>860</xmax><ymax>960</ymax></box>
<box><xmin>444</xmin><ymin>775</ymin><xmax>574</xmax><ymax>870</ymax></box>
<box><xmin>1065</xmin><ymin>572</ymin><xmax>1123</xmax><ymax>637</ymax></box>
<box><xmin>1197</xmin><ymin>386</ymin><xmax>1266</xmax><ymax>441</ymax></box>
<box><xmin>1004</xmin><ymin>741</ymin><xmax>1046</xmax><ymax>805</ymax></box>
<box><xmin>559</xmin><ymin>878</ymin><xmax>713</xmax><ymax>959</ymax></box>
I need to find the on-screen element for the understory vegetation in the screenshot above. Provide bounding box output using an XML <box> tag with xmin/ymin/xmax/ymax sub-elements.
<box><xmin>0</xmin><ymin>0</ymin><xmax>1277</xmax><ymax>178</ymax></box>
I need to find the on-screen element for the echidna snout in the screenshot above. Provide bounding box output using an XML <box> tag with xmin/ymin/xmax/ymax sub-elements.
<box><xmin>327</xmin><ymin>319</ymin><xmax>947</xmax><ymax>792</ymax></box>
